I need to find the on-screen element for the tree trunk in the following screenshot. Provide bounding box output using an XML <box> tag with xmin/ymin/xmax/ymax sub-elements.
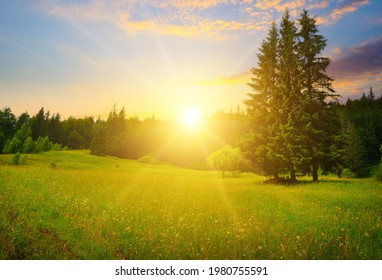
<box><xmin>290</xmin><ymin>168</ymin><xmax>296</xmax><ymax>182</ymax></box>
<box><xmin>273</xmin><ymin>172</ymin><xmax>279</xmax><ymax>180</ymax></box>
<box><xmin>312</xmin><ymin>164</ymin><xmax>319</xmax><ymax>182</ymax></box>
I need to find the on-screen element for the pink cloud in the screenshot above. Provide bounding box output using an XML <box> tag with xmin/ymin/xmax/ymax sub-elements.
<box><xmin>318</xmin><ymin>0</ymin><xmax>369</xmax><ymax>25</ymax></box>
<box><xmin>328</xmin><ymin>36</ymin><xmax>382</xmax><ymax>99</ymax></box>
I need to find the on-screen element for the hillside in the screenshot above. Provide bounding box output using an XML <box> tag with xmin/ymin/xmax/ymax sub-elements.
<box><xmin>0</xmin><ymin>150</ymin><xmax>381</xmax><ymax>259</ymax></box>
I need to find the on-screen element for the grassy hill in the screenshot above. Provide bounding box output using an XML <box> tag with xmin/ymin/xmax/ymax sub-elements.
<box><xmin>0</xmin><ymin>150</ymin><xmax>381</xmax><ymax>259</ymax></box>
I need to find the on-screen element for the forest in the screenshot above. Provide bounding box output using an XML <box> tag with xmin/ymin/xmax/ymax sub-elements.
<box><xmin>1</xmin><ymin>88</ymin><xmax>381</xmax><ymax>181</ymax></box>
<box><xmin>1</xmin><ymin>10</ymin><xmax>382</xmax><ymax>182</ymax></box>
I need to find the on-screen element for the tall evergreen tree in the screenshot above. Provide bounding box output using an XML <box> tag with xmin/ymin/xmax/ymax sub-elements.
<box><xmin>30</xmin><ymin>107</ymin><xmax>48</xmax><ymax>139</ymax></box>
<box><xmin>246</xmin><ymin>9</ymin><xmax>337</xmax><ymax>182</ymax></box>
<box><xmin>296</xmin><ymin>9</ymin><xmax>338</xmax><ymax>181</ymax></box>
<box><xmin>245</xmin><ymin>22</ymin><xmax>283</xmax><ymax>179</ymax></box>
<box><xmin>0</xmin><ymin>107</ymin><xmax>17</xmax><ymax>139</ymax></box>
<box><xmin>367</xmin><ymin>86</ymin><xmax>375</xmax><ymax>100</ymax></box>
<box><xmin>276</xmin><ymin>9</ymin><xmax>303</xmax><ymax>181</ymax></box>
<box><xmin>17</xmin><ymin>112</ymin><xmax>30</xmax><ymax>130</ymax></box>
<box><xmin>47</xmin><ymin>113</ymin><xmax>62</xmax><ymax>144</ymax></box>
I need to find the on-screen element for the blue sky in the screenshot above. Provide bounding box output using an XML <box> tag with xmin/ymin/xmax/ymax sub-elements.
<box><xmin>1</xmin><ymin>0</ymin><xmax>381</xmax><ymax>119</ymax></box>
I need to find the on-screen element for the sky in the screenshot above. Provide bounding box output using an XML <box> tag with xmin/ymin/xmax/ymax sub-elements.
<box><xmin>0</xmin><ymin>0</ymin><xmax>381</xmax><ymax>119</ymax></box>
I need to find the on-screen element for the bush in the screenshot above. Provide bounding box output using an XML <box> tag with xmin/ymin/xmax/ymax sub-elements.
<box><xmin>207</xmin><ymin>145</ymin><xmax>250</xmax><ymax>178</ymax></box>
<box><xmin>342</xmin><ymin>168</ymin><xmax>355</xmax><ymax>178</ymax></box>
<box><xmin>34</xmin><ymin>136</ymin><xmax>53</xmax><ymax>152</ymax></box>
<box><xmin>137</xmin><ymin>155</ymin><xmax>160</xmax><ymax>164</ymax></box>
<box><xmin>8</xmin><ymin>151</ymin><xmax>27</xmax><ymax>165</ymax></box>
<box><xmin>22</xmin><ymin>137</ymin><xmax>36</xmax><ymax>153</ymax></box>
<box><xmin>3</xmin><ymin>138</ymin><xmax>22</xmax><ymax>154</ymax></box>
<box><xmin>51</xmin><ymin>143</ymin><xmax>62</xmax><ymax>151</ymax></box>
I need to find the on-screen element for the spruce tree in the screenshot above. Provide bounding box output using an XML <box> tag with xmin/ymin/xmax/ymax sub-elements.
<box><xmin>246</xmin><ymin>9</ymin><xmax>338</xmax><ymax>182</ymax></box>
<box><xmin>276</xmin><ymin>9</ymin><xmax>303</xmax><ymax>182</ymax></box>
<box><xmin>297</xmin><ymin>9</ymin><xmax>338</xmax><ymax>182</ymax></box>
<box><xmin>245</xmin><ymin>22</ymin><xmax>283</xmax><ymax>179</ymax></box>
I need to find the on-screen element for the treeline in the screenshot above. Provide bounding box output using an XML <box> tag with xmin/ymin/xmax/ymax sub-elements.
<box><xmin>1</xmin><ymin>88</ymin><xmax>381</xmax><ymax>177</ymax></box>
<box><xmin>0</xmin><ymin>105</ymin><xmax>247</xmax><ymax>168</ymax></box>
<box><xmin>89</xmin><ymin>105</ymin><xmax>248</xmax><ymax>168</ymax></box>
<box><xmin>340</xmin><ymin>88</ymin><xmax>382</xmax><ymax>176</ymax></box>
<box><xmin>0</xmin><ymin>107</ymin><xmax>94</xmax><ymax>154</ymax></box>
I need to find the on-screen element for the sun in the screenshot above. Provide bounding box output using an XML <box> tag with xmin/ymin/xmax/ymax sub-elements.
<box><xmin>181</xmin><ymin>108</ymin><xmax>202</xmax><ymax>128</ymax></box>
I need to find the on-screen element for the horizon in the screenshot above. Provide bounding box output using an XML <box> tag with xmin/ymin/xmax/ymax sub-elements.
<box><xmin>1</xmin><ymin>0</ymin><xmax>382</xmax><ymax>119</ymax></box>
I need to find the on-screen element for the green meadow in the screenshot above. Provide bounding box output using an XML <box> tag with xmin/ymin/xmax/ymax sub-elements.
<box><xmin>0</xmin><ymin>150</ymin><xmax>381</xmax><ymax>260</ymax></box>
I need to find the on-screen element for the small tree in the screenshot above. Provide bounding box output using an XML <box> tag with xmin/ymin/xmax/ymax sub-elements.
<box><xmin>2</xmin><ymin>138</ymin><xmax>22</xmax><ymax>154</ymax></box>
<box><xmin>8</xmin><ymin>151</ymin><xmax>27</xmax><ymax>165</ymax></box>
<box><xmin>34</xmin><ymin>136</ymin><xmax>53</xmax><ymax>153</ymax></box>
<box><xmin>207</xmin><ymin>145</ymin><xmax>249</xmax><ymax>178</ymax></box>
<box><xmin>22</xmin><ymin>137</ymin><xmax>36</xmax><ymax>153</ymax></box>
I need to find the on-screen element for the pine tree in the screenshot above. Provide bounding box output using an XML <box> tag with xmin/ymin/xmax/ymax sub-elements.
<box><xmin>30</xmin><ymin>107</ymin><xmax>48</xmax><ymax>139</ymax></box>
<box><xmin>0</xmin><ymin>107</ymin><xmax>17</xmax><ymax>140</ymax></box>
<box><xmin>276</xmin><ymin>9</ymin><xmax>303</xmax><ymax>182</ymax></box>
<box><xmin>245</xmin><ymin>21</ymin><xmax>283</xmax><ymax>179</ymax></box>
<box><xmin>297</xmin><ymin>9</ymin><xmax>338</xmax><ymax>182</ymax></box>
<box><xmin>246</xmin><ymin>9</ymin><xmax>338</xmax><ymax>183</ymax></box>
<box><xmin>367</xmin><ymin>87</ymin><xmax>375</xmax><ymax>100</ymax></box>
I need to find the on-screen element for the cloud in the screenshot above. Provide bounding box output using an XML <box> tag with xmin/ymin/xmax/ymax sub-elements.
<box><xmin>37</xmin><ymin>0</ymin><xmax>272</xmax><ymax>39</ymax></box>
<box><xmin>148</xmin><ymin>0</ymin><xmax>228</xmax><ymax>10</ymax></box>
<box><xmin>329</xmin><ymin>35</ymin><xmax>382</xmax><ymax>79</ymax></box>
<box><xmin>255</xmin><ymin>0</ymin><xmax>282</xmax><ymax>10</ymax></box>
<box><xmin>317</xmin><ymin>0</ymin><xmax>369</xmax><ymax>25</ymax></box>
<box><xmin>39</xmin><ymin>0</ymin><xmax>112</xmax><ymax>21</ymax></box>
<box><xmin>119</xmin><ymin>16</ymin><xmax>201</xmax><ymax>38</ymax></box>
<box><xmin>307</xmin><ymin>0</ymin><xmax>329</xmax><ymax>10</ymax></box>
<box><xmin>253</xmin><ymin>0</ymin><xmax>307</xmax><ymax>14</ymax></box>
<box><xmin>121</xmin><ymin>15</ymin><xmax>261</xmax><ymax>38</ymax></box>
<box><xmin>36</xmin><ymin>0</ymin><xmax>371</xmax><ymax>40</ymax></box>
<box><xmin>328</xmin><ymin>35</ymin><xmax>382</xmax><ymax>98</ymax></box>
<box><xmin>274</xmin><ymin>0</ymin><xmax>306</xmax><ymax>12</ymax></box>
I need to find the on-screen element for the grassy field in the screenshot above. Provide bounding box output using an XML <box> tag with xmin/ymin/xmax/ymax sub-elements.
<box><xmin>0</xmin><ymin>150</ymin><xmax>381</xmax><ymax>260</ymax></box>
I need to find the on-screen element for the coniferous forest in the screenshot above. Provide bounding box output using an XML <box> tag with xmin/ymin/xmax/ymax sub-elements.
<box><xmin>1</xmin><ymin>10</ymin><xmax>382</xmax><ymax>182</ymax></box>
<box><xmin>1</xmin><ymin>87</ymin><xmax>382</xmax><ymax>181</ymax></box>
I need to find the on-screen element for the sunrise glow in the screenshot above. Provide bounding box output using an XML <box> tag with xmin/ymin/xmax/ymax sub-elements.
<box><xmin>181</xmin><ymin>108</ymin><xmax>203</xmax><ymax>128</ymax></box>
<box><xmin>0</xmin><ymin>1</ymin><xmax>380</xmax><ymax>117</ymax></box>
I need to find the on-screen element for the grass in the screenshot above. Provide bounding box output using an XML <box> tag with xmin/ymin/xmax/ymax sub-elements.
<box><xmin>0</xmin><ymin>150</ymin><xmax>381</xmax><ymax>259</ymax></box>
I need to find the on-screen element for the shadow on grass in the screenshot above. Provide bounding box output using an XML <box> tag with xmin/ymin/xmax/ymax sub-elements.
<box><xmin>262</xmin><ymin>177</ymin><xmax>358</xmax><ymax>186</ymax></box>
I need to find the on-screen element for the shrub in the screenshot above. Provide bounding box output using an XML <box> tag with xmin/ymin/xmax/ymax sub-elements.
<box><xmin>342</xmin><ymin>168</ymin><xmax>355</xmax><ymax>178</ymax></box>
<box><xmin>8</xmin><ymin>151</ymin><xmax>27</xmax><ymax>165</ymax></box>
<box><xmin>3</xmin><ymin>138</ymin><xmax>22</xmax><ymax>154</ymax></box>
<box><xmin>34</xmin><ymin>136</ymin><xmax>53</xmax><ymax>152</ymax></box>
<box><xmin>207</xmin><ymin>145</ymin><xmax>250</xmax><ymax>178</ymax></box>
<box><xmin>51</xmin><ymin>143</ymin><xmax>62</xmax><ymax>151</ymax></box>
<box><xmin>22</xmin><ymin>137</ymin><xmax>36</xmax><ymax>153</ymax></box>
